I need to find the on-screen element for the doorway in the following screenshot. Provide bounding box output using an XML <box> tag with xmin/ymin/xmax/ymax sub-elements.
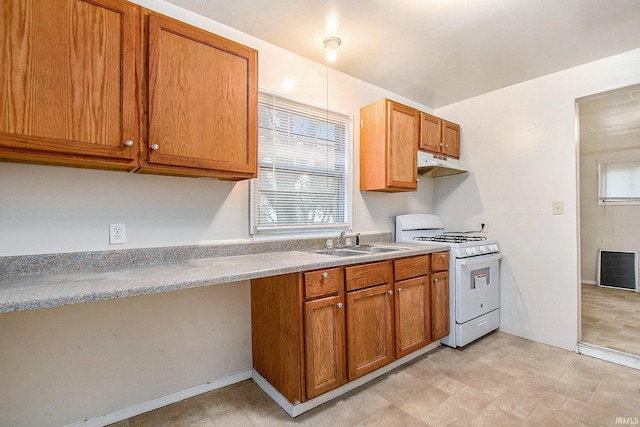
<box><xmin>577</xmin><ymin>83</ymin><xmax>640</xmax><ymax>362</ymax></box>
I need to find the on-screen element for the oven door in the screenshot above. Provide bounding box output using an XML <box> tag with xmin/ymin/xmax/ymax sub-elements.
<box><xmin>454</xmin><ymin>253</ymin><xmax>502</xmax><ymax>324</ymax></box>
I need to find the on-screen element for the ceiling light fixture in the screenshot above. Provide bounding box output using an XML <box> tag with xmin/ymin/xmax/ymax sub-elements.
<box><xmin>323</xmin><ymin>36</ymin><xmax>341</xmax><ymax>62</ymax></box>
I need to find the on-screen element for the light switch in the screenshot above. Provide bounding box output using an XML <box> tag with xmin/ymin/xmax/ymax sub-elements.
<box><xmin>552</xmin><ymin>201</ymin><xmax>564</xmax><ymax>215</ymax></box>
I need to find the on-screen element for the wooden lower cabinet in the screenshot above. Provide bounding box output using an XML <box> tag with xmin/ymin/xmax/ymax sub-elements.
<box><xmin>304</xmin><ymin>294</ymin><xmax>346</xmax><ymax>399</ymax></box>
<box><xmin>394</xmin><ymin>276</ymin><xmax>431</xmax><ymax>358</ymax></box>
<box><xmin>346</xmin><ymin>283</ymin><xmax>395</xmax><ymax>380</ymax></box>
<box><xmin>431</xmin><ymin>271</ymin><xmax>450</xmax><ymax>341</ymax></box>
<box><xmin>250</xmin><ymin>251</ymin><xmax>450</xmax><ymax>406</ymax></box>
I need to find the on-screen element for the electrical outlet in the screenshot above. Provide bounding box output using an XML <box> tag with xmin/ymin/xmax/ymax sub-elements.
<box><xmin>479</xmin><ymin>220</ymin><xmax>488</xmax><ymax>233</ymax></box>
<box><xmin>109</xmin><ymin>223</ymin><xmax>126</xmax><ymax>244</ymax></box>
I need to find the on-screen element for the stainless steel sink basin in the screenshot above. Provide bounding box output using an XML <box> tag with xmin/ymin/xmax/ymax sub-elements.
<box><xmin>314</xmin><ymin>248</ymin><xmax>371</xmax><ymax>257</ymax></box>
<box><xmin>365</xmin><ymin>246</ymin><xmax>407</xmax><ymax>253</ymax></box>
<box><xmin>313</xmin><ymin>245</ymin><xmax>412</xmax><ymax>257</ymax></box>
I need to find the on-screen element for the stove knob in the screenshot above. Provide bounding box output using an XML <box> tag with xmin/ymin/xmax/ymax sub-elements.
<box><xmin>465</xmin><ymin>248</ymin><xmax>473</xmax><ymax>255</ymax></box>
<box><xmin>470</xmin><ymin>247</ymin><xmax>477</xmax><ymax>255</ymax></box>
<box><xmin>479</xmin><ymin>246</ymin><xmax>487</xmax><ymax>253</ymax></box>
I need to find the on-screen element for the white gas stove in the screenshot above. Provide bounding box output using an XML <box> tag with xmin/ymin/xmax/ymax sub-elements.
<box><xmin>396</xmin><ymin>214</ymin><xmax>502</xmax><ymax>348</ymax></box>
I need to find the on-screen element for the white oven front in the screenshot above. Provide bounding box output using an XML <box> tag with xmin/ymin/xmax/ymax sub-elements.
<box><xmin>440</xmin><ymin>251</ymin><xmax>502</xmax><ymax>348</ymax></box>
<box><xmin>455</xmin><ymin>253</ymin><xmax>501</xmax><ymax>323</ymax></box>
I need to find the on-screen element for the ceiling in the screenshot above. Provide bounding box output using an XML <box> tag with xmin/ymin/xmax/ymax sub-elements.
<box><xmin>580</xmin><ymin>84</ymin><xmax>640</xmax><ymax>154</ymax></box>
<box><xmin>164</xmin><ymin>0</ymin><xmax>640</xmax><ymax>109</ymax></box>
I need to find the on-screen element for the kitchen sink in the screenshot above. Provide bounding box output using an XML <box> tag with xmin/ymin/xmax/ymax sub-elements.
<box><xmin>313</xmin><ymin>245</ymin><xmax>411</xmax><ymax>257</ymax></box>
<box><xmin>356</xmin><ymin>245</ymin><xmax>410</xmax><ymax>253</ymax></box>
<box><xmin>314</xmin><ymin>248</ymin><xmax>371</xmax><ymax>257</ymax></box>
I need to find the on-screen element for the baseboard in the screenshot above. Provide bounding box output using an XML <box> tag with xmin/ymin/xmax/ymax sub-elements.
<box><xmin>65</xmin><ymin>369</ymin><xmax>253</xmax><ymax>427</ymax></box>
<box><xmin>253</xmin><ymin>341</ymin><xmax>441</xmax><ymax>417</ymax></box>
<box><xmin>577</xmin><ymin>342</ymin><xmax>640</xmax><ymax>370</ymax></box>
<box><xmin>581</xmin><ymin>280</ymin><xmax>597</xmax><ymax>285</ymax></box>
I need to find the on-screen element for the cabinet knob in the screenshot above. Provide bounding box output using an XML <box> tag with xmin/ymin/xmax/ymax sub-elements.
<box><xmin>434</xmin><ymin>279</ymin><xmax>439</xmax><ymax>283</ymax></box>
<box><xmin>124</xmin><ymin>139</ymin><xmax>134</xmax><ymax>147</ymax></box>
<box><xmin>387</xmin><ymin>290</ymin><xmax>393</xmax><ymax>295</ymax></box>
<box><xmin>150</xmin><ymin>144</ymin><xmax>159</xmax><ymax>151</ymax></box>
<box><xmin>322</xmin><ymin>272</ymin><xmax>329</xmax><ymax>279</ymax></box>
<box><xmin>441</xmin><ymin>254</ymin><xmax>446</xmax><ymax>258</ymax></box>
<box><xmin>445</xmin><ymin>144</ymin><xmax>449</xmax><ymax>148</ymax></box>
<box><xmin>337</xmin><ymin>302</ymin><xmax>343</xmax><ymax>309</ymax></box>
<box><xmin>397</xmin><ymin>288</ymin><xmax>402</xmax><ymax>293</ymax></box>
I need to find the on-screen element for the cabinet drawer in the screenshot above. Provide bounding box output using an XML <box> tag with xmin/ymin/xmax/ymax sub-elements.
<box><xmin>304</xmin><ymin>267</ymin><xmax>344</xmax><ymax>299</ymax></box>
<box><xmin>431</xmin><ymin>252</ymin><xmax>450</xmax><ymax>272</ymax></box>
<box><xmin>394</xmin><ymin>255</ymin><xmax>430</xmax><ymax>282</ymax></box>
<box><xmin>345</xmin><ymin>261</ymin><xmax>391</xmax><ymax>292</ymax></box>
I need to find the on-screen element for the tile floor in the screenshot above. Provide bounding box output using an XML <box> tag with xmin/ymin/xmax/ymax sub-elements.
<box><xmin>108</xmin><ymin>331</ymin><xmax>640</xmax><ymax>427</ymax></box>
<box><xmin>581</xmin><ymin>283</ymin><xmax>640</xmax><ymax>355</ymax></box>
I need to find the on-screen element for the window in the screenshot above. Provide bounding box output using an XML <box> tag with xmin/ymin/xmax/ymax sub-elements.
<box><xmin>598</xmin><ymin>159</ymin><xmax>640</xmax><ymax>205</ymax></box>
<box><xmin>250</xmin><ymin>91</ymin><xmax>353</xmax><ymax>233</ymax></box>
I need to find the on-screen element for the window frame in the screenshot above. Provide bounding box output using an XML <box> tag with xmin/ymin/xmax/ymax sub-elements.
<box><xmin>250</xmin><ymin>90</ymin><xmax>353</xmax><ymax>235</ymax></box>
<box><xmin>597</xmin><ymin>158</ymin><xmax>640</xmax><ymax>205</ymax></box>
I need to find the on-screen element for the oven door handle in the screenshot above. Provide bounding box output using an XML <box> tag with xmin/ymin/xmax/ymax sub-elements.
<box><xmin>459</xmin><ymin>253</ymin><xmax>502</xmax><ymax>265</ymax></box>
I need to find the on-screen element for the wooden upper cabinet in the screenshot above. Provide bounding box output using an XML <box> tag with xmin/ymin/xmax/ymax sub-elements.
<box><xmin>419</xmin><ymin>112</ymin><xmax>460</xmax><ymax>159</ymax></box>
<box><xmin>441</xmin><ymin>120</ymin><xmax>460</xmax><ymax>158</ymax></box>
<box><xmin>0</xmin><ymin>0</ymin><xmax>140</xmax><ymax>170</ymax></box>
<box><xmin>144</xmin><ymin>13</ymin><xmax>257</xmax><ymax>179</ymax></box>
<box><xmin>419</xmin><ymin>113</ymin><xmax>441</xmax><ymax>154</ymax></box>
<box><xmin>360</xmin><ymin>99</ymin><xmax>419</xmax><ymax>192</ymax></box>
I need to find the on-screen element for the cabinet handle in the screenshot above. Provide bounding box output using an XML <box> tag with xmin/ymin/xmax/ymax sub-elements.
<box><xmin>337</xmin><ymin>302</ymin><xmax>343</xmax><ymax>309</ymax></box>
<box><xmin>387</xmin><ymin>290</ymin><xmax>393</xmax><ymax>295</ymax></box>
<box><xmin>322</xmin><ymin>272</ymin><xmax>329</xmax><ymax>279</ymax></box>
<box><xmin>124</xmin><ymin>139</ymin><xmax>134</xmax><ymax>147</ymax></box>
<box><xmin>150</xmin><ymin>144</ymin><xmax>159</xmax><ymax>151</ymax></box>
<box><xmin>397</xmin><ymin>288</ymin><xmax>402</xmax><ymax>293</ymax></box>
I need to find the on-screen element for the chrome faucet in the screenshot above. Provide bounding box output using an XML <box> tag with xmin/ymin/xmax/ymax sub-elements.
<box><xmin>338</xmin><ymin>231</ymin><xmax>346</xmax><ymax>247</ymax></box>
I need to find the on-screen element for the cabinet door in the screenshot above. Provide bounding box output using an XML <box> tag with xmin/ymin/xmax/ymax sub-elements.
<box><xmin>387</xmin><ymin>101</ymin><xmax>419</xmax><ymax>190</ymax></box>
<box><xmin>431</xmin><ymin>272</ymin><xmax>450</xmax><ymax>341</ymax></box>
<box><xmin>346</xmin><ymin>284</ymin><xmax>394</xmax><ymax>380</ymax></box>
<box><xmin>0</xmin><ymin>0</ymin><xmax>139</xmax><ymax>169</ymax></box>
<box><xmin>441</xmin><ymin>120</ymin><xmax>460</xmax><ymax>158</ymax></box>
<box><xmin>419</xmin><ymin>112</ymin><xmax>442</xmax><ymax>154</ymax></box>
<box><xmin>304</xmin><ymin>294</ymin><xmax>346</xmax><ymax>399</ymax></box>
<box><xmin>395</xmin><ymin>276</ymin><xmax>431</xmax><ymax>358</ymax></box>
<box><xmin>146</xmin><ymin>14</ymin><xmax>257</xmax><ymax>178</ymax></box>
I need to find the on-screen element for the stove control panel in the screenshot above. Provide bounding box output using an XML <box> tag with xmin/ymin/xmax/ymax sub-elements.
<box><xmin>464</xmin><ymin>244</ymin><xmax>499</xmax><ymax>256</ymax></box>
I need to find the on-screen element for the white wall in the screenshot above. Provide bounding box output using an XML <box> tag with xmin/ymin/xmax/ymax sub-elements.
<box><xmin>0</xmin><ymin>1</ymin><xmax>437</xmax><ymax>426</ymax></box>
<box><xmin>434</xmin><ymin>48</ymin><xmax>640</xmax><ymax>351</ymax></box>
<box><xmin>0</xmin><ymin>0</ymin><xmax>435</xmax><ymax>258</ymax></box>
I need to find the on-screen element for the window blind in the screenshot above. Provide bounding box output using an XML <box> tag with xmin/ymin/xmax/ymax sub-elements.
<box><xmin>598</xmin><ymin>159</ymin><xmax>640</xmax><ymax>205</ymax></box>
<box><xmin>251</xmin><ymin>91</ymin><xmax>353</xmax><ymax>233</ymax></box>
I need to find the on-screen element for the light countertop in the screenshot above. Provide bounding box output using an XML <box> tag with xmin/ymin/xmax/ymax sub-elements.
<box><xmin>0</xmin><ymin>238</ymin><xmax>448</xmax><ymax>313</ymax></box>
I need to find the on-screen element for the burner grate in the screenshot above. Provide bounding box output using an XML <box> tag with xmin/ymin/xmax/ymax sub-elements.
<box><xmin>413</xmin><ymin>235</ymin><xmax>487</xmax><ymax>243</ymax></box>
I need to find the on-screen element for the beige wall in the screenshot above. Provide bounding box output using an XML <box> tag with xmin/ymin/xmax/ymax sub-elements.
<box><xmin>580</xmin><ymin>147</ymin><xmax>640</xmax><ymax>283</ymax></box>
<box><xmin>0</xmin><ymin>282</ymin><xmax>251</xmax><ymax>427</ymax></box>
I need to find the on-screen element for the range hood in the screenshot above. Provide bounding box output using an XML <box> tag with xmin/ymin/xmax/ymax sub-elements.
<box><xmin>417</xmin><ymin>151</ymin><xmax>468</xmax><ymax>178</ymax></box>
